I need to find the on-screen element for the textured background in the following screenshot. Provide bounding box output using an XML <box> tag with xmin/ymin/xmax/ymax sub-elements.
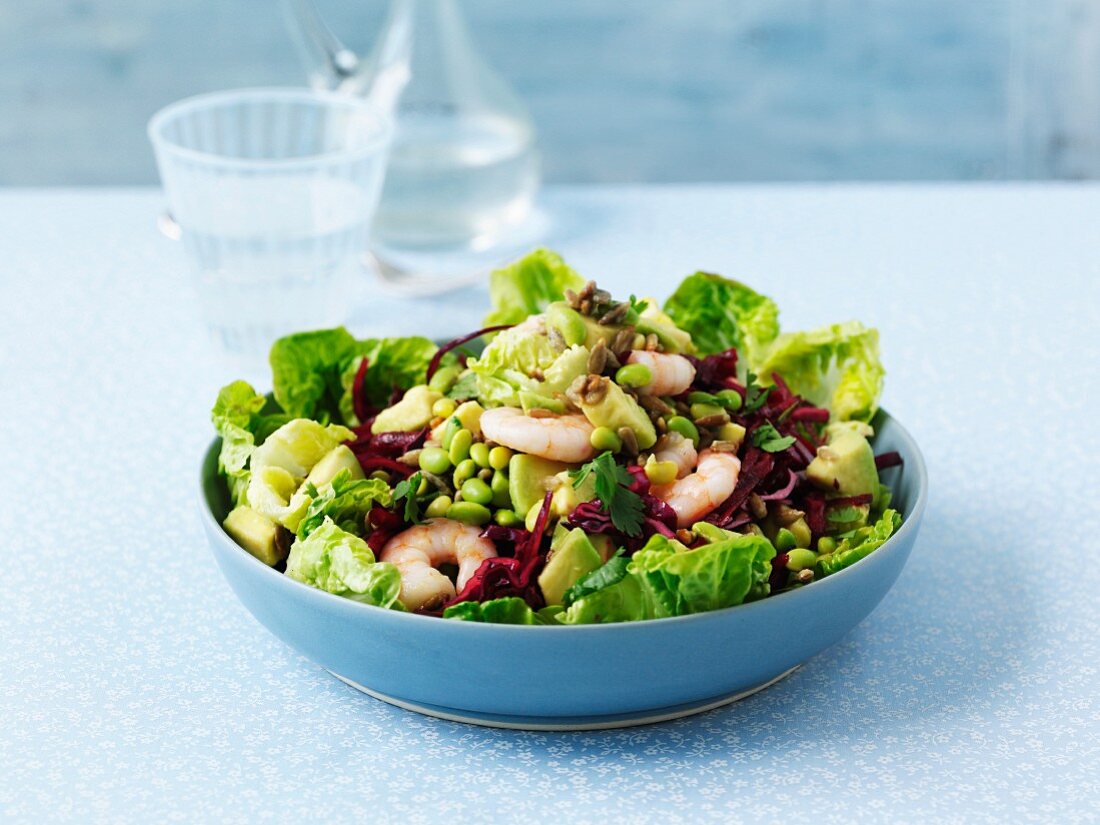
<box><xmin>3</xmin><ymin>0</ymin><xmax>1100</xmax><ymax>185</ymax></box>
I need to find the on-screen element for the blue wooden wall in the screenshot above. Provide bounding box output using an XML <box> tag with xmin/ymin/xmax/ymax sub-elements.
<box><xmin>1</xmin><ymin>1</ymin><xmax>1097</xmax><ymax>185</ymax></box>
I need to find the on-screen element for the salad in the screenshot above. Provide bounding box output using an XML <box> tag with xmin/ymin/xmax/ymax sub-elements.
<box><xmin>212</xmin><ymin>249</ymin><xmax>902</xmax><ymax>625</ymax></box>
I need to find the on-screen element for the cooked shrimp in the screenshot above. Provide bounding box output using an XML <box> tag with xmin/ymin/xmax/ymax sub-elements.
<box><xmin>652</xmin><ymin>432</ymin><xmax>698</xmax><ymax>479</ymax></box>
<box><xmin>479</xmin><ymin>407</ymin><xmax>596</xmax><ymax>463</ymax></box>
<box><xmin>626</xmin><ymin>351</ymin><xmax>696</xmax><ymax>396</ymax></box>
<box><xmin>379</xmin><ymin>519</ymin><xmax>497</xmax><ymax>610</ymax></box>
<box><xmin>652</xmin><ymin>449</ymin><xmax>741</xmax><ymax>528</ymax></box>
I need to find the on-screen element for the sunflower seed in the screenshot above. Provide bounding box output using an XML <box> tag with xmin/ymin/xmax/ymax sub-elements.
<box><xmin>618</xmin><ymin>426</ymin><xmax>639</xmax><ymax>456</ymax></box>
<box><xmin>397</xmin><ymin>449</ymin><xmax>423</xmax><ymax>466</ymax></box>
<box><xmin>599</xmin><ymin>301</ymin><xmax>630</xmax><ymax>326</ymax></box>
<box><xmin>587</xmin><ymin>340</ymin><xmax>608</xmax><ymax>374</ymax></box>
<box><xmin>748</xmin><ymin>493</ymin><xmax>767</xmax><ymax>520</ymax></box>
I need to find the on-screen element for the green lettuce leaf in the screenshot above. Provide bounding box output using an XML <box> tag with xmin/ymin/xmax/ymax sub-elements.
<box><xmin>211</xmin><ymin>381</ymin><xmax>288</xmax><ymax>505</ymax></box>
<box><xmin>285</xmin><ymin>518</ymin><xmax>403</xmax><ymax>608</ymax></box>
<box><xmin>629</xmin><ymin>532</ymin><xmax>776</xmax><ymax>616</ymax></box>
<box><xmin>338</xmin><ymin>336</ymin><xmax>439</xmax><ymax>424</ymax></box>
<box><xmin>753</xmin><ymin>321</ymin><xmax>885</xmax><ymax>422</ymax></box>
<box><xmin>467</xmin><ymin>320</ymin><xmax>561</xmax><ymax>406</ymax></box>
<box><xmin>663</xmin><ymin>272</ymin><xmax>780</xmax><ymax>360</ymax></box>
<box><xmin>296</xmin><ymin>469</ymin><xmax>392</xmax><ymax>539</ymax></box>
<box><xmin>483</xmin><ymin>248</ymin><xmax>586</xmax><ymax>327</ymax></box>
<box><xmin>559</xmin><ymin>572</ymin><xmax>650</xmax><ymax>624</ymax></box>
<box><xmin>270</xmin><ymin>328</ymin><xmax>357</xmax><ymax>421</ymax></box>
<box><xmin>443</xmin><ymin>598</ymin><xmax>546</xmax><ymax>624</ymax></box>
<box><xmin>816</xmin><ymin>509</ymin><xmax>900</xmax><ymax>577</ymax></box>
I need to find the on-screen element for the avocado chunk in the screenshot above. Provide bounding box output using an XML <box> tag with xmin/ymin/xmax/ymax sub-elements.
<box><xmin>806</xmin><ymin>421</ymin><xmax>879</xmax><ymax>498</ymax></box>
<box><xmin>223</xmin><ymin>506</ymin><xmax>290</xmax><ymax>566</ymax></box>
<box><xmin>589</xmin><ymin>533</ymin><xmax>616</xmax><ymax>562</ymax></box>
<box><xmin>304</xmin><ymin>444</ymin><xmax>364</xmax><ymax>488</ymax></box>
<box><xmin>371</xmin><ymin>385</ymin><xmax>441</xmax><ymax>434</ymax></box>
<box><xmin>509</xmin><ymin>454</ymin><xmax>570</xmax><ymax>517</ymax></box>
<box><xmin>540</xmin><ymin>345</ymin><xmax>590</xmax><ymax>395</ymax></box>
<box><xmin>519</xmin><ymin>390</ymin><xmax>566</xmax><ymax>414</ymax></box>
<box><xmin>538</xmin><ymin>528</ymin><xmax>604</xmax><ymax>605</ymax></box>
<box><xmin>575</xmin><ymin>377</ymin><xmax>657</xmax><ymax>449</ymax></box>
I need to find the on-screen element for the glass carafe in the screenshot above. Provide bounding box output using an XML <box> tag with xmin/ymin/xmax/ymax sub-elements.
<box><xmin>286</xmin><ymin>0</ymin><xmax>540</xmax><ymax>258</ymax></box>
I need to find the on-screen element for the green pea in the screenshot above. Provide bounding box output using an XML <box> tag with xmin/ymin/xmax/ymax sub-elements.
<box><xmin>441</xmin><ymin>416</ymin><xmax>462</xmax><ymax>450</ymax></box>
<box><xmin>716</xmin><ymin>389</ymin><xmax>743</xmax><ymax>412</ymax></box>
<box><xmin>446</xmin><ymin>501</ymin><xmax>492</xmax><ymax>526</ymax></box>
<box><xmin>666</xmin><ymin>416</ymin><xmax>699</xmax><ymax>446</ymax></box>
<box><xmin>775</xmin><ymin>528</ymin><xmax>798</xmax><ymax>552</ymax></box>
<box><xmin>418</xmin><ymin>446</ymin><xmax>452</xmax><ymax>475</ymax></box>
<box><xmin>488</xmin><ymin>445</ymin><xmax>513</xmax><ymax>470</ymax></box>
<box><xmin>690</xmin><ymin>402</ymin><xmax>728</xmax><ymax>421</ymax></box>
<box><xmin>817</xmin><ymin>536</ymin><xmax>837</xmax><ymax>554</ymax></box>
<box><xmin>469</xmin><ymin>442</ymin><xmax>491</xmax><ymax>468</ymax></box>
<box><xmin>494</xmin><ymin>508</ymin><xmax>521</xmax><ymax>527</ymax></box>
<box><xmin>428</xmin><ymin>364</ymin><xmax>462</xmax><ymax>394</ymax></box>
<box><xmin>785</xmin><ymin>548</ymin><xmax>818</xmax><ymax>571</ymax></box>
<box><xmin>687</xmin><ymin>391</ymin><xmax>718</xmax><ymax>405</ymax></box>
<box><xmin>490</xmin><ymin>470</ymin><xmax>512</xmax><ymax>508</ymax></box>
<box><xmin>432</xmin><ymin>397</ymin><xmax>457</xmax><ymax>419</ymax></box>
<box><xmin>424</xmin><ymin>495</ymin><xmax>452</xmax><ymax>519</ymax></box>
<box><xmin>589</xmin><ymin>425</ymin><xmax>622</xmax><ymax>452</ymax></box>
<box><xmin>452</xmin><ymin>458</ymin><xmax>477</xmax><ymax>486</ymax></box>
<box><xmin>644</xmin><ymin>459</ymin><xmax>678</xmax><ymax>486</ymax></box>
<box><xmin>460</xmin><ymin>477</ymin><xmax>493</xmax><ymax>506</ymax></box>
<box><xmin>448</xmin><ymin>428</ymin><xmax>473</xmax><ymax>464</ymax></box>
<box><xmin>615</xmin><ymin>363</ymin><xmax>652</xmax><ymax>388</ymax></box>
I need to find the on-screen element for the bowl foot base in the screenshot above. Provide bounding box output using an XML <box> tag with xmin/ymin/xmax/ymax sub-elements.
<box><xmin>327</xmin><ymin>667</ymin><xmax>797</xmax><ymax>731</ymax></box>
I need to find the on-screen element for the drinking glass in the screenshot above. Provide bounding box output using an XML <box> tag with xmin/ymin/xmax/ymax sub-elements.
<box><xmin>148</xmin><ymin>88</ymin><xmax>391</xmax><ymax>362</ymax></box>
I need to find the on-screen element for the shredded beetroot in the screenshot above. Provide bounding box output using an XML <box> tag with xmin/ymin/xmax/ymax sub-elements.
<box><xmin>350</xmin><ymin>428</ymin><xmax>427</xmax><ymax>459</ymax></box>
<box><xmin>687</xmin><ymin>348</ymin><xmax>740</xmax><ymax>391</ymax></box>
<box><xmin>790</xmin><ymin>406</ymin><xmax>830</xmax><ymax>423</ymax></box>
<box><xmin>705</xmin><ymin>448</ymin><xmax>775</xmax><ymax>527</ymax></box>
<box><xmin>354</xmin><ymin>456</ymin><xmax>416</xmax><ymax>478</ymax></box>
<box><xmin>445</xmin><ymin>491</ymin><xmax>553</xmax><ymax>608</ymax></box>
<box><xmin>351</xmin><ymin>356</ymin><xmax>371</xmax><ymax>423</ymax></box>
<box><xmin>875</xmin><ymin>451</ymin><xmax>903</xmax><ymax>470</ymax></box>
<box><xmin>365</xmin><ymin>505</ymin><xmax>408</xmax><ymax>554</ymax></box>
<box><xmin>803</xmin><ymin>494</ymin><xmax>826</xmax><ymax>536</ymax></box>
<box><xmin>769</xmin><ymin>553</ymin><xmax>790</xmax><ymax>592</ymax></box>
<box><xmin>425</xmin><ymin>324</ymin><xmax>514</xmax><ymax>382</ymax></box>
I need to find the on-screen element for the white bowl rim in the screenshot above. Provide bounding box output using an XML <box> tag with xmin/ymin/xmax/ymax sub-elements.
<box><xmin>199</xmin><ymin>408</ymin><xmax>927</xmax><ymax>634</ymax></box>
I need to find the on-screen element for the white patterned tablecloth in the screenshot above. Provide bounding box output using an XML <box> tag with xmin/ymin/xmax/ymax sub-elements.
<box><xmin>1</xmin><ymin>185</ymin><xmax>1096</xmax><ymax>823</ymax></box>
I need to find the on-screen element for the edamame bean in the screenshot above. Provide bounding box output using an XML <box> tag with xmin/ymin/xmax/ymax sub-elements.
<box><xmin>716</xmin><ymin>389</ymin><xmax>743</xmax><ymax>412</ymax></box>
<box><xmin>424</xmin><ymin>495</ymin><xmax>452</xmax><ymax>519</ymax></box>
<box><xmin>469</xmin><ymin>442</ymin><xmax>491</xmax><ymax>468</ymax></box>
<box><xmin>446</xmin><ymin>501</ymin><xmax>491</xmax><ymax>526</ymax></box>
<box><xmin>690</xmin><ymin>402</ymin><xmax>727</xmax><ymax>421</ymax></box>
<box><xmin>428</xmin><ymin>364</ymin><xmax>462</xmax><ymax>394</ymax></box>
<box><xmin>589</xmin><ymin>425</ymin><xmax>622</xmax><ymax>452</ymax></box>
<box><xmin>644</xmin><ymin>458</ymin><xmax>678</xmax><ymax>485</ymax></box>
<box><xmin>418</xmin><ymin>446</ymin><xmax>452</xmax><ymax>475</ymax></box>
<box><xmin>666</xmin><ymin>415</ymin><xmax>700</xmax><ymax>446</ymax></box>
<box><xmin>441</xmin><ymin>416</ymin><xmax>462</xmax><ymax>450</ymax></box>
<box><xmin>494</xmin><ymin>509</ymin><xmax>521</xmax><ymax>527</ymax></box>
<box><xmin>817</xmin><ymin>536</ymin><xmax>837</xmax><ymax>554</ymax></box>
<box><xmin>460</xmin><ymin>477</ymin><xmax>493</xmax><ymax>506</ymax></box>
<box><xmin>432</xmin><ymin>397</ymin><xmax>457</xmax><ymax>419</ymax></box>
<box><xmin>490</xmin><ymin>470</ymin><xmax>512</xmax><ymax>508</ymax></box>
<box><xmin>687</xmin><ymin>391</ymin><xmax>718</xmax><ymax>405</ymax></box>
<box><xmin>488</xmin><ymin>445</ymin><xmax>512</xmax><ymax>470</ymax></box>
<box><xmin>775</xmin><ymin>528</ymin><xmax>798</xmax><ymax>552</ymax></box>
<box><xmin>452</xmin><ymin>458</ymin><xmax>477</xmax><ymax>486</ymax></box>
<box><xmin>615</xmin><ymin>363</ymin><xmax>652</xmax><ymax>388</ymax></box>
<box><xmin>785</xmin><ymin>548</ymin><xmax>818</xmax><ymax>571</ymax></box>
<box><xmin>448</xmin><ymin>428</ymin><xmax>473</xmax><ymax>464</ymax></box>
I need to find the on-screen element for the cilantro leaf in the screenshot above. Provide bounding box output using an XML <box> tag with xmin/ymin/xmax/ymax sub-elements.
<box><xmin>570</xmin><ymin>452</ymin><xmax>645</xmax><ymax>536</ymax></box>
<box><xmin>393</xmin><ymin>472</ymin><xmax>425</xmax><ymax>524</ymax></box>
<box><xmin>751</xmin><ymin>423</ymin><xmax>796</xmax><ymax>453</ymax></box>
<box><xmin>743</xmin><ymin>372</ymin><xmax>771</xmax><ymax>413</ymax></box>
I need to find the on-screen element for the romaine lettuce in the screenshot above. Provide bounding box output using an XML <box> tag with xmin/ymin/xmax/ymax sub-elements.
<box><xmin>211</xmin><ymin>381</ymin><xmax>287</xmax><ymax>505</ymax></box>
<box><xmin>286</xmin><ymin>518</ymin><xmax>403</xmax><ymax>608</ymax></box>
<box><xmin>663</xmin><ymin>272</ymin><xmax>780</xmax><ymax>361</ymax></box>
<box><xmin>816</xmin><ymin>509</ymin><xmax>900</xmax><ymax>577</ymax></box>
<box><xmin>296</xmin><ymin>469</ymin><xmax>392</xmax><ymax>539</ymax></box>
<box><xmin>753</xmin><ymin>321</ymin><xmax>885</xmax><ymax>422</ymax></box>
<box><xmin>338</xmin><ymin>336</ymin><xmax>439</xmax><ymax>424</ymax></box>
<box><xmin>467</xmin><ymin>320</ymin><xmax>561</xmax><ymax>406</ymax></box>
<box><xmin>483</xmin><ymin>248</ymin><xmax>586</xmax><ymax>327</ymax></box>
<box><xmin>443</xmin><ymin>598</ymin><xmax>545</xmax><ymax>624</ymax></box>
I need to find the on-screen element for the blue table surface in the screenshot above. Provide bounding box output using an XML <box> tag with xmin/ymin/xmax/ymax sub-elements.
<box><xmin>1</xmin><ymin>185</ymin><xmax>1097</xmax><ymax>823</ymax></box>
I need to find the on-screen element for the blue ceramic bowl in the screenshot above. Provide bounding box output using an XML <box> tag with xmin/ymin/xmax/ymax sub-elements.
<box><xmin>200</xmin><ymin>409</ymin><xmax>927</xmax><ymax>729</ymax></box>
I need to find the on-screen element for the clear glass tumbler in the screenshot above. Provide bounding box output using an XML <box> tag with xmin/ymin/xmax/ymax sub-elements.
<box><xmin>148</xmin><ymin>88</ymin><xmax>391</xmax><ymax>361</ymax></box>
